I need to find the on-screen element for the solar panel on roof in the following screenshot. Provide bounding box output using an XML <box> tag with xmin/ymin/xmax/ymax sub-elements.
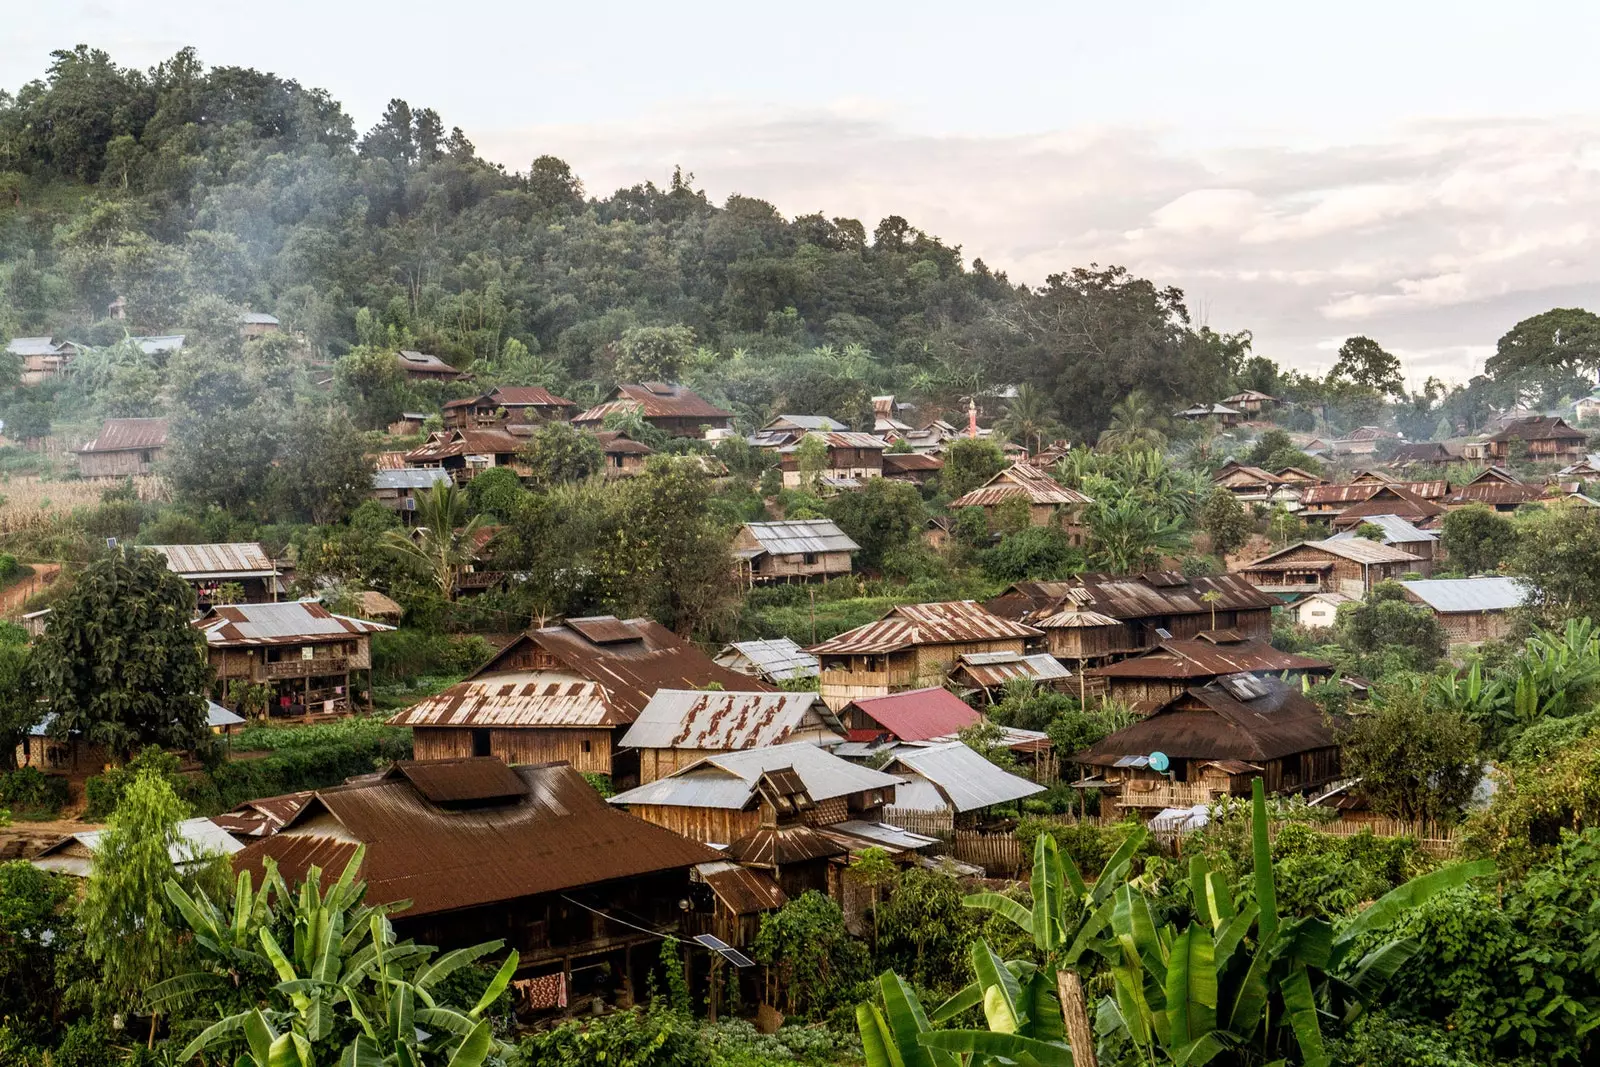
<box><xmin>1221</xmin><ymin>675</ymin><xmax>1269</xmax><ymax>701</ymax></box>
<box><xmin>1155</xmin><ymin>628</ymin><xmax>1172</xmax><ymax>639</ymax></box>
<box><xmin>567</xmin><ymin>617</ymin><xmax>642</xmax><ymax>644</ymax></box>
<box><xmin>693</xmin><ymin>934</ymin><xmax>755</xmax><ymax>967</ymax></box>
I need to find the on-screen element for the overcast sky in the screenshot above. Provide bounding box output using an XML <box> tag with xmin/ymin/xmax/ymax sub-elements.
<box><xmin>12</xmin><ymin>1</ymin><xmax>1600</xmax><ymax>384</ymax></box>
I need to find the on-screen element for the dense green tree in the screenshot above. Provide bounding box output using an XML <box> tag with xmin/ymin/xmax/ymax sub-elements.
<box><xmin>941</xmin><ymin>437</ymin><xmax>1006</xmax><ymax>498</ymax></box>
<box><xmin>1338</xmin><ymin>688</ymin><xmax>1482</xmax><ymax>824</ymax></box>
<box><xmin>1096</xmin><ymin>388</ymin><xmax>1167</xmax><ymax>451</ymax></box>
<box><xmin>1485</xmin><ymin>307</ymin><xmax>1600</xmax><ymax>406</ymax></box>
<box><xmin>1337</xmin><ymin>580</ymin><xmax>1447</xmax><ymax>672</ymax></box>
<box><xmin>613</xmin><ymin>323</ymin><xmax>697</xmax><ymax>381</ymax></box>
<box><xmin>1441</xmin><ymin>504</ymin><xmax>1518</xmax><ymax>575</ymax></box>
<box><xmin>0</xmin><ymin>623</ymin><xmax>38</xmax><ymax>771</ymax></box>
<box><xmin>992</xmin><ymin>383</ymin><xmax>1060</xmax><ymax>454</ymax></box>
<box><xmin>32</xmin><ymin>547</ymin><xmax>209</xmax><ymax>758</ymax></box>
<box><xmin>1330</xmin><ymin>335</ymin><xmax>1405</xmax><ymax>397</ymax></box>
<box><xmin>1199</xmin><ymin>487</ymin><xmax>1253</xmax><ymax>557</ymax></box>
<box><xmin>823</xmin><ymin>477</ymin><xmax>924</xmax><ymax>572</ymax></box>
<box><xmin>604</xmin><ymin>459</ymin><xmax>737</xmax><ymax>635</ymax></box>
<box><xmin>520</xmin><ymin>421</ymin><xmax>605</xmax><ymax>489</ymax></box>
<box><xmin>464</xmin><ymin>465</ymin><xmax>526</xmax><ymax>521</ymax></box>
<box><xmin>271</xmin><ymin>407</ymin><xmax>374</xmax><ymax>524</ymax></box>
<box><xmin>1511</xmin><ymin>506</ymin><xmax>1600</xmax><ymax>625</ymax></box>
<box><xmin>0</xmin><ymin>860</ymin><xmax>75</xmax><ymax>1038</ymax></box>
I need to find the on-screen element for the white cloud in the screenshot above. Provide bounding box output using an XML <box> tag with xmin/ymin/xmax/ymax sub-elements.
<box><xmin>477</xmin><ymin>110</ymin><xmax>1600</xmax><ymax>386</ymax></box>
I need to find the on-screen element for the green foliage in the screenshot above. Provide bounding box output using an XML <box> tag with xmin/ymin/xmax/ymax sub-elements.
<box><xmin>1270</xmin><ymin>823</ymin><xmax>1438</xmax><ymax>920</ymax></box>
<box><xmin>0</xmin><ymin>861</ymin><xmax>77</xmax><ymax>1043</ymax></box>
<box><xmin>0</xmin><ymin>766</ymin><xmax>70</xmax><ymax>814</ymax></box>
<box><xmin>1510</xmin><ymin>505</ymin><xmax>1600</xmax><ymax>625</ymax></box>
<box><xmin>83</xmin><ymin>745</ymin><xmax>184</xmax><ymax>821</ymax></box>
<box><xmin>978</xmin><ymin>525</ymin><xmax>1080</xmax><ymax>582</ymax></box>
<box><xmin>942</xmin><ymin>438</ymin><xmax>1006</xmax><ymax>498</ymax></box>
<box><xmin>754</xmin><ymin>892</ymin><xmax>870</xmax><ymax>1020</ymax></box>
<box><xmin>822</xmin><ymin>477</ymin><xmax>925</xmax><ymax>573</ymax></box>
<box><xmin>1440</xmin><ymin>504</ymin><xmax>1518</xmax><ymax>575</ymax></box>
<box><xmin>1338</xmin><ymin>686</ymin><xmax>1481</xmax><ymax>825</ymax></box>
<box><xmin>520</xmin><ymin>421</ymin><xmax>605</xmax><ymax>489</ymax></box>
<box><xmin>1331</xmin><ymin>335</ymin><xmax>1405</xmax><ymax>396</ymax></box>
<box><xmin>1485</xmin><ymin>307</ymin><xmax>1600</xmax><ymax>407</ymax></box>
<box><xmin>1198</xmin><ymin>488</ymin><xmax>1253</xmax><ymax>557</ymax></box>
<box><xmin>659</xmin><ymin>938</ymin><xmax>692</xmax><ymax>1017</ymax></box>
<box><xmin>31</xmin><ymin>546</ymin><xmax>209</xmax><ymax>759</ymax></box>
<box><xmin>1336</xmin><ymin>580</ymin><xmax>1447</xmax><ymax>674</ymax></box>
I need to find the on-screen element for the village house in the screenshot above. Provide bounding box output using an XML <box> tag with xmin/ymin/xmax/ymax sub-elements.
<box><xmin>880</xmin><ymin>741</ymin><xmax>1045</xmax><ymax>827</ymax></box>
<box><xmin>18</xmin><ymin>701</ymin><xmax>245</xmax><ymax>774</ymax></box>
<box><xmin>747</xmin><ymin>414</ymin><xmax>848</xmax><ymax>450</ymax></box>
<box><xmin>1331</xmin><ymin>426</ymin><xmax>1402</xmax><ymax>456</ymax></box>
<box><xmin>897</xmin><ymin>419</ymin><xmax>966</xmax><ymax>452</ymax></box>
<box><xmin>1173</xmin><ymin>403</ymin><xmax>1243</xmax><ymax>427</ymax></box>
<box><xmin>236</xmin><ymin>758</ymin><xmax>720</xmax><ymax>1003</ymax></box>
<box><xmin>1222</xmin><ymin>389</ymin><xmax>1276</xmax><ymax>417</ymax></box>
<box><xmin>370</xmin><ymin>467</ymin><xmax>452</xmax><ymax>517</ymax></box>
<box><xmin>35</xmin><ymin>816</ymin><xmax>242</xmax><ymax>877</ymax></box>
<box><xmin>949</xmin><ymin>463</ymin><xmax>1093</xmax><ymax>543</ymax></box>
<box><xmin>1212</xmin><ymin>464</ymin><xmax>1297</xmax><ymax>506</ymax></box>
<box><xmin>1390</xmin><ymin>442</ymin><xmax>1458</xmax><ymax>467</ymax></box>
<box><xmin>871</xmin><ymin>395</ymin><xmax>914</xmax><ymax>434</ymax></box>
<box><xmin>403</xmin><ymin>427</ymin><xmax>524</xmax><ymax>483</ymax></box>
<box><xmin>1487</xmin><ymin>415</ymin><xmax>1588</xmax><ymax>465</ymax></box>
<box><xmin>76</xmin><ymin>416</ymin><xmax>168</xmax><ymax>477</ymax></box>
<box><xmin>777</xmin><ymin>431</ymin><xmax>887</xmax><ymax>489</ymax></box>
<box><xmin>199</xmin><ymin>600</ymin><xmax>394</xmax><ymax>719</ymax></box>
<box><xmin>1577</xmin><ymin>392</ymin><xmax>1600</xmax><ymax>425</ymax></box>
<box><xmin>713</xmin><ymin>637</ymin><xmax>819</xmax><ymax>684</ymax></box>
<box><xmin>1443</xmin><ymin>467</ymin><xmax>1545</xmax><ymax>511</ymax></box>
<box><xmin>609</xmin><ymin>741</ymin><xmax>904</xmax><ymax>855</ymax></box>
<box><xmin>145</xmin><ymin>542</ymin><xmax>281</xmax><ymax>607</ymax></box>
<box><xmin>238</xmin><ymin>312</ymin><xmax>280</xmax><ymax>338</ymax></box>
<box><xmin>946</xmin><ymin>650</ymin><xmax>1073</xmax><ymax>704</ymax></box>
<box><xmin>733</xmin><ymin>518</ymin><xmax>859</xmax><ymax>583</ymax></box>
<box><xmin>1293</xmin><ymin>591</ymin><xmax>1354</xmax><ymax>629</ymax></box>
<box><xmin>1234</xmin><ymin>538</ymin><xmax>1424</xmax><ymax>598</ymax></box>
<box><xmin>394</xmin><ymin>349</ymin><xmax>463</xmax><ymax>381</ymax></box>
<box><xmin>985</xmin><ymin>572</ymin><xmax>1278</xmax><ymax>668</ymax></box>
<box><xmin>1080</xmin><ymin>630</ymin><xmax>1334</xmax><ymax>710</ymax></box>
<box><xmin>1298</xmin><ymin>479</ymin><xmax>1447</xmax><ymax>524</ymax></box>
<box><xmin>209</xmin><ymin>790</ymin><xmax>312</xmax><ymax>842</ymax></box>
<box><xmin>386</xmin><ymin>412</ymin><xmax>431</xmax><ymax>435</ymax></box>
<box><xmin>572</xmin><ymin>382</ymin><xmax>733</xmax><ymax>438</ymax></box>
<box><xmin>1326</xmin><ymin>514</ymin><xmax>1439</xmax><ymax>573</ymax></box>
<box><xmin>1327</xmin><ymin>484</ymin><xmax>1446</xmax><ymax>531</ymax></box>
<box><xmin>7</xmin><ymin>336</ymin><xmax>80</xmax><ymax>384</ymax></box>
<box><xmin>1074</xmin><ymin>675</ymin><xmax>1341</xmax><ymax>812</ymax></box>
<box><xmin>1398</xmin><ymin>577</ymin><xmax>1530</xmax><ymax>644</ymax></box>
<box><xmin>1273</xmin><ymin>466</ymin><xmax>1324</xmax><ymax>487</ymax></box>
<box><xmin>880</xmin><ymin>451</ymin><xmax>944</xmax><ymax>484</ymax></box>
<box><xmin>620</xmin><ymin>689</ymin><xmax>845</xmax><ymax>783</ymax></box>
<box><xmin>442</xmin><ymin>386</ymin><xmax>577</xmax><ymax>428</ymax></box>
<box><xmin>391</xmin><ymin>615</ymin><xmax>767</xmax><ymax>782</ymax></box>
<box><xmin>591</xmin><ymin>430</ymin><xmax>654</xmax><ymax>476</ymax></box>
<box><xmin>808</xmin><ymin>600</ymin><xmax>1040</xmax><ymax>710</ymax></box>
<box><xmin>835</xmin><ymin>686</ymin><xmax>1053</xmax><ymax>776</ymax></box>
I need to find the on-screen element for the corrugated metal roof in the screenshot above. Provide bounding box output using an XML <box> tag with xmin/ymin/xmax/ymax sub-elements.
<box><xmin>196</xmin><ymin>600</ymin><xmax>395</xmax><ymax>646</ymax></box>
<box><xmin>845</xmin><ymin>687</ymin><xmax>980</xmax><ymax>742</ymax></box>
<box><xmin>35</xmin><ymin>817</ymin><xmax>242</xmax><ymax>877</ymax></box>
<box><xmin>240</xmin><ymin>312</ymin><xmax>280</xmax><ymax>325</ymax></box>
<box><xmin>207</xmin><ymin>700</ymin><xmax>246</xmax><ymax>728</ymax></box>
<box><xmin>1488</xmin><ymin>415</ymin><xmax>1586</xmax><ymax>442</ymax></box>
<box><xmin>211</xmin><ymin>791</ymin><xmax>312</xmax><ymax>838</ymax></box>
<box><xmin>776</xmin><ymin>431</ymin><xmax>888</xmax><ymax>452</ymax></box>
<box><xmin>762</xmin><ymin>415</ymin><xmax>846</xmax><ymax>432</ymax></box>
<box><xmin>1076</xmin><ymin>676</ymin><xmax>1336</xmax><ymax>765</ymax></box>
<box><xmin>237</xmin><ymin>760</ymin><xmax>720</xmax><ymax>916</ymax></box>
<box><xmin>951</xmin><ymin>464</ymin><xmax>1093</xmax><ymax>509</ymax></box>
<box><xmin>133</xmin><ymin>335</ymin><xmax>185</xmax><ymax>354</ymax></box>
<box><xmin>988</xmin><ymin>572</ymin><xmax>1278</xmax><ymax>626</ymax></box>
<box><xmin>715</xmin><ymin>638</ymin><xmax>819</xmax><ymax>681</ymax></box>
<box><xmin>396</xmin><ymin>349</ymin><xmax>460</xmax><ymax>373</ymax></box>
<box><xmin>146</xmin><ymin>542</ymin><xmax>276</xmax><ymax>577</ymax></box>
<box><xmin>728</xmin><ymin>824</ymin><xmax>847</xmax><ymax>866</ymax></box>
<box><xmin>1399</xmin><ymin>577</ymin><xmax>1530</xmax><ymax>613</ymax></box>
<box><xmin>491</xmin><ymin>385</ymin><xmax>574</xmax><ymax>407</ymax></box>
<box><xmin>78</xmin><ymin>417</ymin><xmax>169</xmax><ymax>453</ymax></box>
<box><xmin>405</xmin><ymin>428</ymin><xmax>522</xmax><ymax>462</ymax></box>
<box><xmin>821</xmin><ymin>820</ymin><xmax>939</xmax><ymax>852</ymax></box>
<box><xmin>1085</xmin><ymin>637</ymin><xmax>1331</xmax><ymax>680</ymax></box>
<box><xmin>1242</xmin><ymin>539</ymin><xmax>1423</xmax><ymax>568</ymax></box>
<box><xmin>954</xmin><ymin>651</ymin><xmax>1072</xmax><ymax>688</ymax></box>
<box><xmin>620</xmin><ymin>690</ymin><xmax>836</xmax><ymax>751</ymax></box>
<box><xmin>882</xmin><ymin>452</ymin><xmax>944</xmax><ymax>472</ymax></box>
<box><xmin>373</xmin><ymin>468</ymin><xmax>452</xmax><ymax>490</ymax></box>
<box><xmin>389</xmin><ymin>758</ymin><xmax>528</xmax><ymax>802</ymax></box>
<box><xmin>5</xmin><ymin>336</ymin><xmax>61</xmax><ymax>356</ymax></box>
<box><xmin>700</xmin><ymin>864</ymin><xmax>788</xmax><ymax>914</ymax></box>
<box><xmin>809</xmin><ymin>601</ymin><xmax>1040</xmax><ymax>655</ymax></box>
<box><xmin>885</xmin><ymin>742</ymin><xmax>1045</xmax><ymax>813</ymax></box>
<box><xmin>574</xmin><ymin>383</ymin><xmax>732</xmax><ymax>423</ymax></box>
<box><xmin>391</xmin><ymin>671</ymin><xmax>619</xmax><ymax>727</ymax></box>
<box><xmin>742</xmin><ymin>519</ymin><xmax>860</xmax><ymax>556</ymax></box>
<box><xmin>609</xmin><ymin>741</ymin><xmax>902</xmax><ymax>809</ymax></box>
<box><xmin>1326</xmin><ymin>514</ymin><xmax>1437</xmax><ymax>546</ymax></box>
<box><xmin>1302</xmin><ymin>480</ymin><xmax>1447</xmax><ymax>507</ymax></box>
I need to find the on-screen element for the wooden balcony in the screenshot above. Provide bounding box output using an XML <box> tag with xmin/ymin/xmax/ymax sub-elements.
<box><xmin>1116</xmin><ymin>780</ymin><xmax>1228</xmax><ymax>810</ymax></box>
<box><xmin>265</xmin><ymin>656</ymin><xmax>350</xmax><ymax>680</ymax></box>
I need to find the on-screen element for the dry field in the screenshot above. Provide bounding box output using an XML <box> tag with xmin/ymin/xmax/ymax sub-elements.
<box><xmin>0</xmin><ymin>475</ymin><xmax>168</xmax><ymax>534</ymax></box>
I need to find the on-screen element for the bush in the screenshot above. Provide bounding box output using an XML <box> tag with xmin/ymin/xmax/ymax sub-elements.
<box><xmin>83</xmin><ymin>746</ymin><xmax>185</xmax><ymax>821</ymax></box>
<box><xmin>370</xmin><ymin>630</ymin><xmax>494</xmax><ymax>685</ymax></box>
<box><xmin>518</xmin><ymin>1009</ymin><xmax>704</xmax><ymax>1067</ymax></box>
<box><xmin>0</xmin><ymin>553</ymin><xmax>18</xmax><ymax>580</ymax></box>
<box><xmin>1013</xmin><ymin>818</ymin><xmax>1152</xmax><ymax>877</ymax></box>
<box><xmin>0</xmin><ymin>767</ymin><xmax>69</xmax><ymax>813</ymax></box>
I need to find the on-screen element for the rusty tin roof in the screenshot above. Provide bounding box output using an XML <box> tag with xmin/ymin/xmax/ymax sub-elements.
<box><xmin>195</xmin><ymin>600</ymin><xmax>395</xmax><ymax>646</ymax></box>
<box><xmin>808</xmin><ymin>601</ymin><xmax>1039</xmax><ymax>655</ymax></box>
<box><xmin>620</xmin><ymin>689</ymin><xmax>840</xmax><ymax>751</ymax></box>
<box><xmin>78</xmin><ymin>417</ymin><xmax>169</xmax><ymax>453</ymax></box>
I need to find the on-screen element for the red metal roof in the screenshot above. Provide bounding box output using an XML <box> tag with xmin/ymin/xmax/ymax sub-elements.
<box><xmin>491</xmin><ymin>386</ymin><xmax>575</xmax><ymax>407</ymax></box>
<box><xmin>235</xmin><ymin>760</ymin><xmax>721</xmax><ymax>916</ymax></box>
<box><xmin>404</xmin><ymin>428</ymin><xmax>523</xmax><ymax>463</ymax></box>
<box><xmin>844</xmin><ymin>686</ymin><xmax>980</xmax><ymax>742</ymax></box>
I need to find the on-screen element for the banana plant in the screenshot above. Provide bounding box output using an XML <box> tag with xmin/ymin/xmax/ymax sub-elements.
<box><xmin>168</xmin><ymin>848</ymin><xmax>516</xmax><ymax>1067</ymax></box>
<box><xmin>147</xmin><ymin>858</ymin><xmax>292</xmax><ymax>1010</ymax></box>
<box><xmin>1093</xmin><ymin>779</ymin><xmax>1494</xmax><ymax>1067</ymax></box>
<box><xmin>963</xmin><ymin>825</ymin><xmax>1150</xmax><ymax>973</ymax></box>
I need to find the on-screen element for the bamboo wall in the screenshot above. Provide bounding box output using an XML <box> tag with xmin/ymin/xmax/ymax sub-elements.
<box><xmin>625</xmin><ymin>804</ymin><xmax>761</xmax><ymax>844</ymax></box>
<box><xmin>411</xmin><ymin>725</ymin><xmax>616</xmax><ymax>775</ymax></box>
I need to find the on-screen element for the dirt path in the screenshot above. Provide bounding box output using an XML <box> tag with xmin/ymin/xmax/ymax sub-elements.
<box><xmin>0</xmin><ymin>562</ymin><xmax>59</xmax><ymax>617</ymax></box>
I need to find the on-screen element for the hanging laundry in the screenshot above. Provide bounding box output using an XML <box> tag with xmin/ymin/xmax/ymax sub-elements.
<box><xmin>515</xmin><ymin>973</ymin><xmax>567</xmax><ymax>1011</ymax></box>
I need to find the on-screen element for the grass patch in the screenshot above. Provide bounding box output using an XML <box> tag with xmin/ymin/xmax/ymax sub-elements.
<box><xmin>229</xmin><ymin>714</ymin><xmax>408</xmax><ymax>753</ymax></box>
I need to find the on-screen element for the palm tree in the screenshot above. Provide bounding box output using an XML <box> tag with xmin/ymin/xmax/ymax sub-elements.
<box><xmin>1096</xmin><ymin>389</ymin><xmax>1167</xmax><ymax>453</ymax></box>
<box><xmin>383</xmin><ymin>481</ymin><xmax>488</xmax><ymax>600</ymax></box>
<box><xmin>995</xmin><ymin>384</ymin><xmax>1061</xmax><ymax>454</ymax></box>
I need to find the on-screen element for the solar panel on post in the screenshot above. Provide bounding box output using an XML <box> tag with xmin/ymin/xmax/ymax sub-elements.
<box><xmin>693</xmin><ymin>933</ymin><xmax>755</xmax><ymax>968</ymax></box>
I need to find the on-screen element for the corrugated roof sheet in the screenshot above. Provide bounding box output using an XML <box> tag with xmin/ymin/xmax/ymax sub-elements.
<box><xmin>1085</xmin><ymin>637</ymin><xmax>1331</xmax><ymax>680</ymax></box>
<box><xmin>620</xmin><ymin>690</ymin><xmax>837</xmax><ymax>751</ymax></box>
<box><xmin>196</xmin><ymin>600</ymin><xmax>395</xmax><ymax>646</ymax></box>
<box><xmin>715</xmin><ymin>638</ymin><xmax>819</xmax><ymax>681</ymax></box>
<box><xmin>846</xmin><ymin>687</ymin><xmax>980</xmax><ymax>742</ymax></box>
<box><xmin>809</xmin><ymin>601</ymin><xmax>1039</xmax><ymax>655</ymax></box>
<box><xmin>237</xmin><ymin>760</ymin><xmax>719</xmax><ymax>916</ymax></box>
<box><xmin>988</xmin><ymin>572</ymin><xmax>1278</xmax><ymax>626</ymax></box>
<box><xmin>1241</xmin><ymin>539</ymin><xmax>1423</xmax><ymax>569</ymax></box>
<box><xmin>1398</xmin><ymin>577</ymin><xmax>1530</xmax><ymax>613</ymax></box>
<box><xmin>78</xmin><ymin>417</ymin><xmax>168</xmax><ymax>453</ymax></box>
<box><xmin>950</xmin><ymin>464</ymin><xmax>1093</xmax><ymax>509</ymax></box>
<box><xmin>491</xmin><ymin>385</ymin><xmax>574</xmax><ymax>407</ymax></box>
<box><xmin>5</xmin><ymin>336</ymin><xmax>61</xmax><ymax>357</ymax></box>
<box><xmin>373</xmin><ymin>468</ymin><xmax>453</xmax><ymax>490</ymax></box>
<box><xmin>133</xmin><ymin>335</ymin><xmax>185</xmax><ymax>354</ymax></box>
<box><xmin>396</xmin><ymin>349</ymin><xmax>460</xmax><ymax>373</ymax></box>
<box><xmin>1488</xmin><ymin>415</ymin><xmax>1586</xmax><ymax>443</ymax></box>
<box><xmin>885</xmin><ymin>742</ymin><xmax>1045</xmax><ymax>813</ymax></box>
<box><xmin>821</xmin><ymin>820</ymin><xmax>939</xmax><ymax>853</ymax></box>
<box><xmin>35</xmin><ymin>817</ymin><xmax>242</xmax><ymax>877</ymax></box>
<box><xmin>240</xmin><ymin>312</ymin><xmax>279</xmax><ymax>325</ymax></box>
<box><xmin>146</xmin><ymin>542</ymin><xmax>276</xmax><ymax>577</ymax></box>
<box><xmin>1302</xmin><ymin>481</ymin><xmax>1448</xmax><ymax>507</ymax></box>
<box><xmin>405</xmin><ymin>428</ymin><xmax>522</xmax><ymax>462</ymax></box>
<box><xmin>728</xmin><ymin>824</ymin><xmax>847</xmax><ymax>866</ymax></box>
<box><xmin>700</xmin><ymin>864</ymin><xmax>788</xmax><ymax>914</ymax></box>
<box><xmin>742</xmin><ymin>519</ymin><xmax>860</xmax><ymax>556</ymax></box>
<box><xmin>1076</xmin><ymin>676</ymin><xmax>1336</xmax><ymax>765</ymax></box>
<box><xmin>1326</xmin><ymin>514</ymin><xmax>1437</xmax><ymax>545</ymax></box>
<box><xmin>609</xmin><ymin>741</ymin><xmax>902</xmax><ymax>809</ymax></box>
<box><xmin>882</xmin><ymin>452</ymin><xmax>944</xmax><ymax>472</ymax></box>
<box><xmin>574</xmin><ymin>383</ymin><xmax>732</xmax><ymax>423</ymax></box>
<box><xmin>776</xmin><ymin>431</ymin><xmax>888</xmax><ymax>452</ymax></box>
<box><xmin>954</xmin><ymin>651</ymin><xmax>1073</xmax><ymax>688</ymax></box>
<box><xmin>762</xmin><ymin>415</ymin><xmax>846</xmax><ymax>432</ymax></box>
<box><xmin>391</xmin><ymin>671</ymin><xmax>618</xmax><ymax>727</ymax></box>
